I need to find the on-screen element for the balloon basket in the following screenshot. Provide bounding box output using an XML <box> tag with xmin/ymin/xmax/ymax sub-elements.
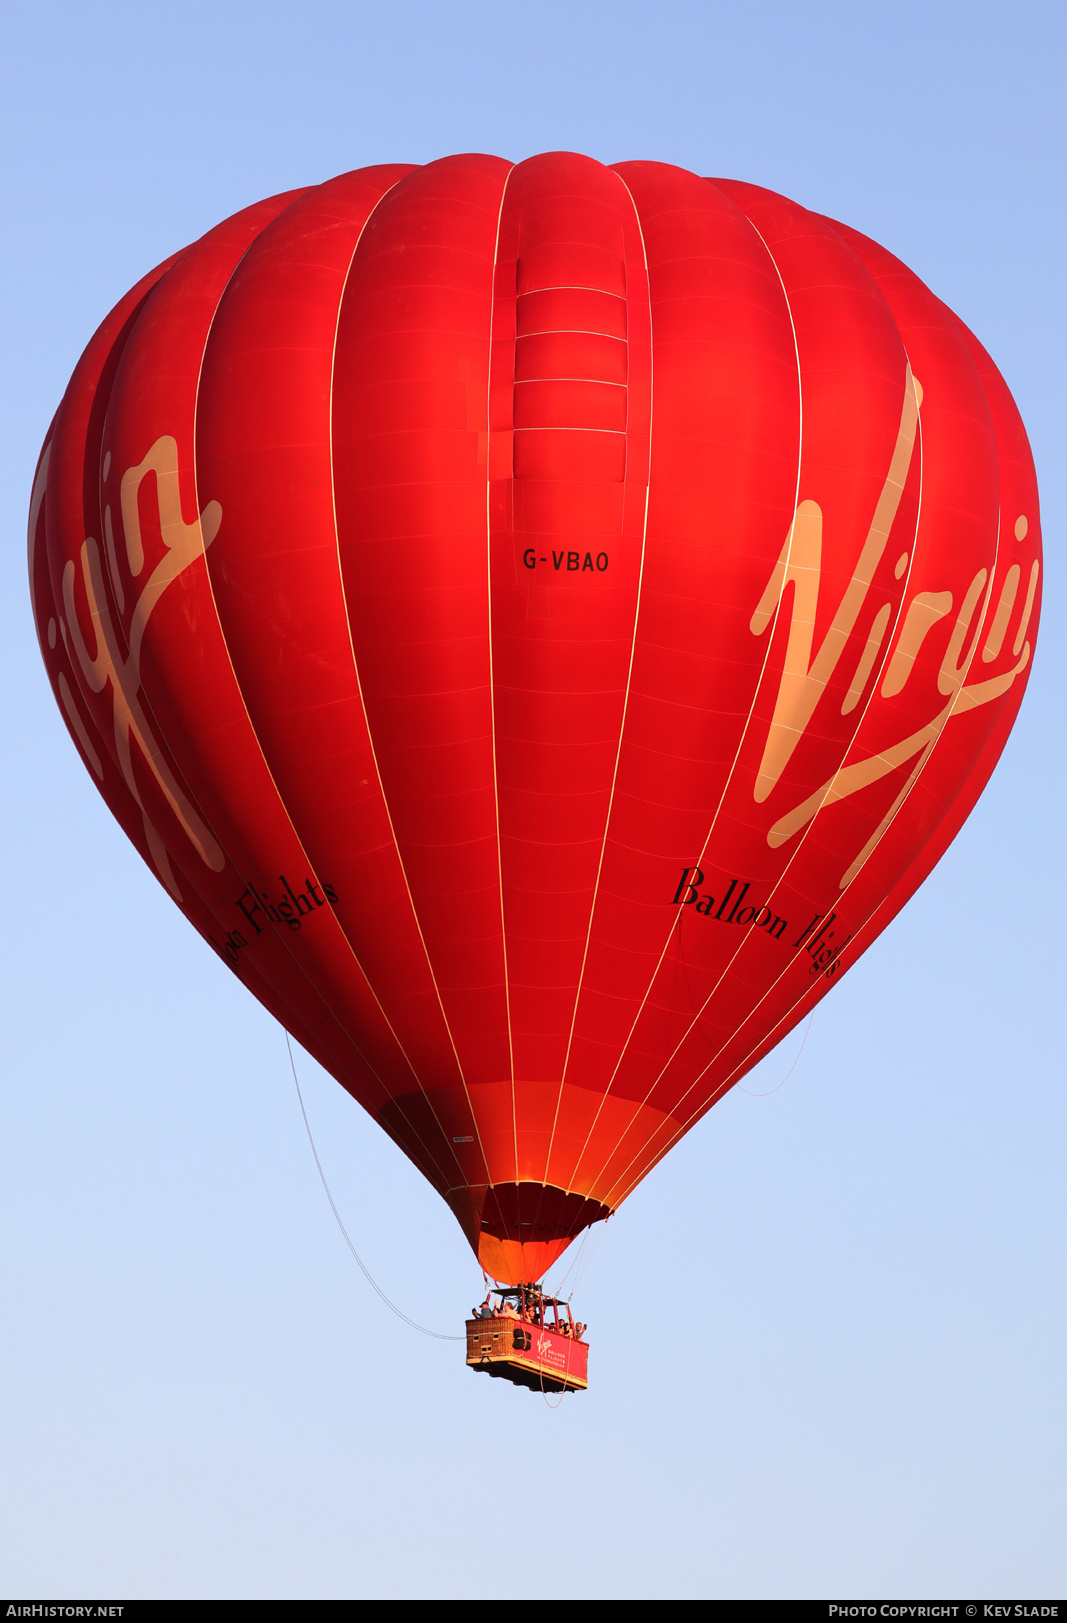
<box><xmin>466</xmin><ymin>1285</ymin><xmax>588</xmax><ymax>1394</ymax></box>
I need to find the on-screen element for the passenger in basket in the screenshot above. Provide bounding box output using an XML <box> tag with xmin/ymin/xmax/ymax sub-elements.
<box><xmin>502</xmin><ymin>1298</ymin><xmax>518</xmax><ymax>1317</ymax></box>
<box><xmin>475</xmin><ymin>1295</ymin><xmax>493</xmax><ymax>1318</ymax></box>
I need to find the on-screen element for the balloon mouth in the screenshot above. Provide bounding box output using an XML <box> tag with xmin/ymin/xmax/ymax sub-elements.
<box><xmin>458</xmin><ymin>1181</ymin><xmax>611</xmax><ymax>1286</ymax></box>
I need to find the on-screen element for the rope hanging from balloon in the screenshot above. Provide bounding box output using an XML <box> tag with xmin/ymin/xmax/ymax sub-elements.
<box><xmin>286</xmin><ymin>1033</ymin><xmax>464</xmax><ymax>1341</ymax></box>
<box><xmin>739</xmin><ymin>1010</ymin><xmax>815</xmax><ymax>1096</ymax></box>
<box><xmin>675</xmin><ymin>909</ymin><xmax>815</xmax><ymax>1098</ymax></box>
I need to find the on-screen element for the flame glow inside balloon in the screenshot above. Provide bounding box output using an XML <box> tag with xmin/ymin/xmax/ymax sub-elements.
<box><xmin>28</xmin><ymin>154</ymin><xmax>1041</xmax><ymax>1286</ymax></box>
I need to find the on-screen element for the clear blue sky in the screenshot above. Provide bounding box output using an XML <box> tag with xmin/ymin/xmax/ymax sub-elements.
<box><xmin>2</xmin><ymin>0</ymin><xmax>1063</xmax><ymax>1600</ymax></box>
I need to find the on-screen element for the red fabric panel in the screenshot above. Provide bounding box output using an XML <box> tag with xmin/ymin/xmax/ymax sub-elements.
<box><xmin>30</xmin><ymin>246</ymin><xmax>355</xmax><ymax>1093</ymax></box>
<box><xmin>330</xmin><ymin>157</ymin><xmax>514</xmax><ymax>1174</ymax></box>
<box><xmin>487</xmin><ymin>153</ymin><xmax>652</xmax><ymax>1150</ymax></box>
<box><xmin>33</xmin><ymin>156</ymin><xmax>1042</xmax><ymax>1282</ymax></box>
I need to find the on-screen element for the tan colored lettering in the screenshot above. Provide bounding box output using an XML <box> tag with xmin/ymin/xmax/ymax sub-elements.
<box><xmin>1012</xmin><ymin>559</ymin><xmax>1039</xmax><ymax>657</ymax></box>
<box><xmin>981</xmin><ymin>563</ymin><xmax>1019</xmax><ymax>663</ymax></box>
<box><xmin>767</xmin><ymin>568</ymin><xmax>1036</xmax><ymax>883</ymax></box>
<box><xmin>61</xmin><ymin>436</ymin><xmax>225</xmax><ymax>893</ymax></box>
<box><xmin>750</xmin><ymin>366</ymin><xmax>921</xmax><ymax>802</ymax></box>
<box><xmin>880</xmin><ymin>590</ymin><xmax>953</xmax><ymax>698</ymax></box>
<box><xmin>748</xmin><ymin>365</ymin><xmax>1039</xmax><ymax>885</ymax></box>
<box><xmin>842</xmin><ymin>601</ymin><xmax>892</xmax><ymax>714</ymax></box>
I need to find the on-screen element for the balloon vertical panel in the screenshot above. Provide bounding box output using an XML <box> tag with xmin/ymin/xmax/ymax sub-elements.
<box><xmin>92</xmin><ymin>195</ymin><xmax>434</xmax><ymax>1151</ymax></box>
<box><xmin>485</xmin><ymin>153</ymin><xmax>653</xmax><ymax>1180</ymax></box>
<box><xmin>190</xmin><ymin>165</ymin><xmax>497</xmax><ymax>1235</ymax></box>
<box><xmin>28</xmin><ymin>247</ymin><xmax>361</xmax><ymax>1096</ymax></box>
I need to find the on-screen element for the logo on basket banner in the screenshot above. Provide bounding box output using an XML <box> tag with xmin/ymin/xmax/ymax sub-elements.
<box><xmin>537</xmin><ymin>1336</ymin><xmax>566</xmax><ymax>1367</ymax></box>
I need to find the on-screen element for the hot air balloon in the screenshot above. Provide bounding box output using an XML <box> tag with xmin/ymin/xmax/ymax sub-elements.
<box><xmin>29</xmin><ymin>155</ymin><xmax>1041</xmax><ymax>1386</ymax></box>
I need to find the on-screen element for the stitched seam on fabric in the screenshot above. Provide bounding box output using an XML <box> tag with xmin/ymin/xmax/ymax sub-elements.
<box><xmin>486</xmin><ymin>163</ymin><xmax>520</xmax><ymax>1185</ymax></box>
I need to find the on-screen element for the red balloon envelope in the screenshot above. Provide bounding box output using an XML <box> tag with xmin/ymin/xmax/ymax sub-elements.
<box><xmin>29</xmin><ymin>154</ymin><xmax>1041</xmax><ymax>1285</ymax></box>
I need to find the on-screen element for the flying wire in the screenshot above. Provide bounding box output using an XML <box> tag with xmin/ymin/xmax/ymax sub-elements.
<box><xmin>574</xmin><ymin>1224</ymin><xmax>607</xmax><ymax>1288</ymax></box>
<box><xmin>287</xmin><ymin>1033</ymin><xmax>464</xmax><ymax>1341</ymax></box>
<box><xmin>547</xmin><ymin>1228</ymin><xmax>589</xmax><ymax>1300</ymax></box>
